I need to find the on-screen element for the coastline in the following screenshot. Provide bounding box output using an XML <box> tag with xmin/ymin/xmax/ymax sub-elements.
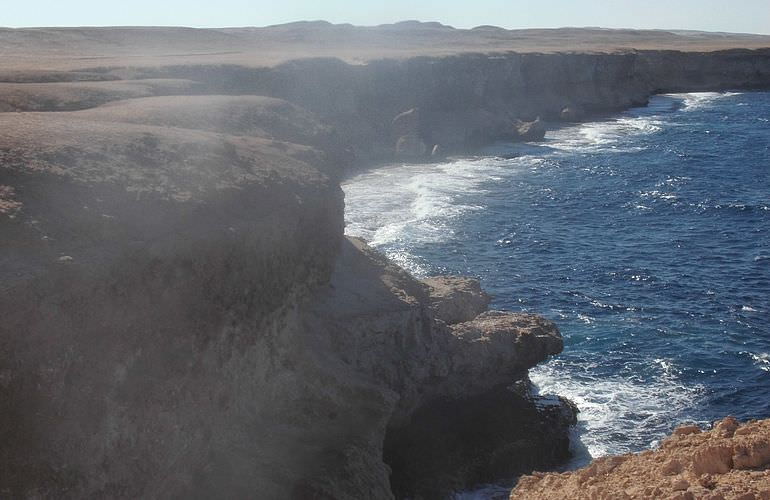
<box><xmin>1</xmin><ymin>24</ymin><xmax>770</xmax><ymax>498</ymax></box>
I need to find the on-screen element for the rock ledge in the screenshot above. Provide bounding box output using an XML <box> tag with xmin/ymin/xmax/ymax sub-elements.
<box><xmin>512</xmin><ymin>417</ymin><xmax>770</xmax><ymax>500</ymax></box>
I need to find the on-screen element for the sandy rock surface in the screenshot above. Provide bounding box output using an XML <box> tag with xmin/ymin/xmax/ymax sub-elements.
<box><xmin>511</xmin><ymin>418</ymin><xmax>770</xmax><ymax>500</ymax></box>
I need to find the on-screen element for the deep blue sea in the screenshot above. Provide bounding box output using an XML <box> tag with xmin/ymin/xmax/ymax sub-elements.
<box><xmin>343</xmin><ymin>91</ymin><xmax>770</xmax><ymax>487</ymax></box>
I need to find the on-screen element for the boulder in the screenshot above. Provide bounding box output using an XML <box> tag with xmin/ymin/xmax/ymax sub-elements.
<box><xmin>448</xmin><ymin>311</ymin><xmax>565</xmax><ymax>379</ymax></box>
<box><xmin>422</xmin><ymin>275</ymin><xmax>491</xmax><ymax>324</ymax></box>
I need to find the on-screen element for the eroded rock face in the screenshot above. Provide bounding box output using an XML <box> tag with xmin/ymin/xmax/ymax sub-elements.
<box><xmin>308</xmin><ymin>238</ymin><xmax>565</xmax><ymax>424</ymax></box>
<box><xmin>393</xmin><ymin>108</ymin><xmax>427</xmax><ymax>160</ymax></box>
<box><xmin>171</xmin><ymin>49</ymin><xmax>769</xmax><ymax>163</ymax></box>
<box><xmin>511</xmin><ymin>417</ymin><xmax>770</xmax><ymax>500</ymax></box>
<box><xmin>381</xmin><ymin>308</ymin><xmax>572</xmax><ymax>499</ymax></box>
<box><xmin>0</xmin><ymin>96</ymin><xmax>346</xmax><ymax>499</ymax></box>
<box><xmin>385</xmin><ymin>388</ymin><xmax>576</xmax><ymax>500</ymax></box>
<box><xmin>448</xmin><ymin>312</ymin><xmax>564</xmax><ymax>387</ymax></box>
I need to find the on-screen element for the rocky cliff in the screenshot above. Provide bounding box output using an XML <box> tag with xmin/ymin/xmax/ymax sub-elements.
<box><xmin>0</xmin><ymin>93</ymin><xmax>572</xmax><ymax>499</ymax></box>
<box><xmin>2</xmin><ymin>23</ymin><xmax>770</xmax><ymax>499</ymax></box>
<box><xmin>3</xmin><ymin>49</ymin><xmax>769</xmax><ymax>164</ymax></box>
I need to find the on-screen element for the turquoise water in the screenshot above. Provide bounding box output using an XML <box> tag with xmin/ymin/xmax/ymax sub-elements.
<box><xmin>343</xmin><ymin>92</ymin><xmax>770</xmax><ymax>474</ymax></box>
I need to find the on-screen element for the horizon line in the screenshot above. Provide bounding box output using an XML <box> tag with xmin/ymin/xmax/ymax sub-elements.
<box><xmin>1</xmin><ymin>21</ymin><xmax>769</xmax><ymax>37</ymax></box>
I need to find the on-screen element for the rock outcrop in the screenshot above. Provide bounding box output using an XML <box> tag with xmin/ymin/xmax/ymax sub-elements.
<box><xmin>512</xmin><ymin>417</ymin><xmax>770</xmax><ymax>500</ymax></box>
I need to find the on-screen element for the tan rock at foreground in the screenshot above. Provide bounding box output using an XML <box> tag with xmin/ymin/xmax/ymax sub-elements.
<box><xmin>511</xmin><ymin>417</ymin><xmax>770</xmax><ymax>500</ymax></box>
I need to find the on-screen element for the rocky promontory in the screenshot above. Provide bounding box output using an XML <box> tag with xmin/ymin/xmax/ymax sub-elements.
<box><xmin>1</xmin><ymin>22</ymin><xmax>770</xmax><ymax>499</ymax></box>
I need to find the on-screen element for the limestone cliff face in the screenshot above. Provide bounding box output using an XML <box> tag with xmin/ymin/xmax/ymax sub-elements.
<box><xmin>107</xmin><ymin>48</ymin><xmax>770</xmax><ymax>162</ymax></box>
<box><xmin>4</xmin><ymin>49</ymin><xmax>770</xmax><ymax>163</ymax></box>
<box><xmin>0</xmin><ymin>100</ymin><xmax>345</xmax><ymax>498</ymax></box>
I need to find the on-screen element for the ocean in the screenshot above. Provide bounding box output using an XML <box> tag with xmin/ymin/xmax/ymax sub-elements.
<box><xmin>342</xmin><ymin>91</ymin><xmax>770</xmax><ymax>493</ymax></box>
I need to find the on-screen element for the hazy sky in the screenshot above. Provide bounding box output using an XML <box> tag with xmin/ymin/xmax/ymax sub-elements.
<box><xmin>4</xmin><ymin>0</ymin><xmax>770</xmax><ymax>35</ymax></box>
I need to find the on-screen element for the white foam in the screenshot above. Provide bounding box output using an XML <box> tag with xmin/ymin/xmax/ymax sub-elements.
<box><xmin>548</xmin><ymin>115</ymin><xmax>662</xmax><ymax>154</ymax></box>
<box><xmin>747</xmin><ymin>352</ymin><xmax>770</xmax><ymax>372</ymax></box>
<box><xmin>666</xmin><ymin>91</ymin><xmax>742</xmax><ymax>111</ymax></box>
<box><xmin>639</xmin><ymin>190</ymin><xmax>679</xmax><ymax>202</ymax></box>
<box><xmin>529</xmin><ymin>357</ymin><xmax>703</xmax><ymax>460</ymax></box>
<box><xmin>343</xmin><ymin>157</ymin><xmax>528</xmax><ymax>276</ymax></box>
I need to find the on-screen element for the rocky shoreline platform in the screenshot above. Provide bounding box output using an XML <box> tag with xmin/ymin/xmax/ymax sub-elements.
<box><xmin>513</xmin><ymin>417</ymin><xmax>770</xmax><ymax>500</ymax></box>
<box><xmin>1</xmin><ymin>22</ymin><xmax>770</xmax><ymax>498</ymax></box>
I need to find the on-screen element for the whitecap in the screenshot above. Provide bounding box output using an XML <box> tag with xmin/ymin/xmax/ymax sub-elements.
<box><xmin>748</xmin><ymin>352</ymin><xmax>770</xmax><ymax>372</ymax></box>
<box><xmin>548</xmin><ymin>115</ymin><xmax>662</xmax><ymax>153</ymax></box>
<box><xmin>530</xmin><ymin>357</ymin><xmax>703</xmax><ymax>459</ymax></box>
<box><xmin>639</xmin><ymin>190</ymin><xmax>678</xmax><ymax>201</ymax></box>
<box><xmin>665</xmin><ymin>91</ymin><xmax>742</xmax><ymax>111</ymax></box>
<box><xmin>343</xmin><ymin>157</ymin><xmax>522</xmax><ymax>276</ymax></box>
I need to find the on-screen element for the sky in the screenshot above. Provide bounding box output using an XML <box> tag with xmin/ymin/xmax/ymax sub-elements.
<box><xmin>3</xmin><ymin>0</ymin><xmax>770</xmax><ymax>35</ymax></box>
